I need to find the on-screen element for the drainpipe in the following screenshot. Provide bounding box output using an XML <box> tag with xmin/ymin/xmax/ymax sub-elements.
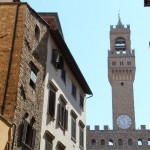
<box><xmin>1</xmin><ymin>3</ymin><xmax>20</xmax><ymax>115</ymax></box>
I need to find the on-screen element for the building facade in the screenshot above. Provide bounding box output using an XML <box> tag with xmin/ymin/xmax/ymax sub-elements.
<box><xmin>0</xmin><ymin>1</ymin><xmax>92</xmax><ymax>149</ymax></box>
<box><xmin>86</xmin><ymin>17</ymin><xmax>150</xmax><ymax>150</ymax></box>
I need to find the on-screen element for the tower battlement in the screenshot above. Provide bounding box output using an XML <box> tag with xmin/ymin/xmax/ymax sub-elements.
<box><xmin>87</xmin><ymin>125</ymin><xmax>149</xmax><ymax>131</ymax></box>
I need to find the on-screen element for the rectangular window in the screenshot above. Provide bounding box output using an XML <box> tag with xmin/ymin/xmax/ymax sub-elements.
<box><xmin>61</xmin><ymin>69</ymin><xmax>66</xmax><ymax>83</ymax></box>
<box><xmin>45</xmin><ymin>133</ymin><xmax>54</xmax><ymax>150</ymax></box>
<box><xmin>57</xmin><ymin>142</ymin><xmax>66</xmax><ymax>150</ymax></box>
<box><xmin>79</xmin><ymin>121</ymin><xmax>85</xmax><ymax>149</ymax></box>
<box><xmin>71</xmin><ymin>111</ymin><xmax>77</xmax><ymax>142</ymax></box>
<box><xmin>112</xmin><ymin>61</ymin><xmax>116</xmax><ymax>66</ymax></box>
<box><xmin>72</xmin><ymin>83</ymin><xmax>76</xmax><ymax>98</ymax></box>
<box><xmin>48</xmin><ymin>88</ymin><xmax>56</xmax><ymax>118</ymax></box>
<box><xmin>58</xmin><ymin>100</ymin><xmax>68</xmax><ymax>130</ymax></box>
<box><xmin>80</xmin><ymin>95</ymin><xmax>84</xmax><ymax>110</ymax></box>
<box><xmin>120</xmin><ymin>61</ymin><xmax>123</xmax><ymax>66</ymax></box>
<box><xmin>52</xmin><ymin>49</ymin><xmax>64</xmax><ymax>69</ymax></box>
<box><xmin>29</xmin><ymin>62</ymin><xmax>38</xmax><ymax>89</ymax></box>
<box><xmin>127</xmin><ymin>61</ymin><xmax>131</xmax><ymax>65</ymax></box>
<box><xmin>22</xmin><ymin>120</ymin><xmax>36</xmax><ymax>149</ymax></box>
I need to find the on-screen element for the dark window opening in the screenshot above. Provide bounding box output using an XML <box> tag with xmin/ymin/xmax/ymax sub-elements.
<box><xmin>72</xmin><ymin>83</ymin><xmax>76</xmax><ymax>98</ymax></box>
<box><xmin>80</xmin><ymin>95</ymin><xmax>84</xmax><ymax>110</ymax></box>
<box><xmin>120</xmin><ymin>61</ymin><xmax>124</xmax><ymax>66</ymax></box>
<box><xmin>20</xmin><ymin>85</ymin><xmax>26</xmax><ymax>100</ymax></box>
<box><xmin>127</xmin><ymin>61</ymin><xmax>131</xmax><ymax>65</ymax></box>
<box><xmin>58</xmin><ymin>101</ymin><xmax>68</xmax><ymax>130</ymax></box>
<box><xmin>52</xmin><ymin>49</ymin><xmax>64</xmax><ymax>69</ymax></box>
<box><xmin>22</xmin><ymin>119</ymin><xmax>36</xmax><ymax>149</ymax></box>
<box><xmin>79</xmin><ymin>125</ymin><xmax>84</xmax><ymax>148</ymax></box>
<box><xmin>118</xmin><ymin>139</ymin><xmax>123</xmax><ymax>146</ymax></box>
<box><xmin>48</xmin><ymin>86</ymin><xmax>56</xmax><ymax>118</ymax></box>
<box><xmin>35</xmin><ymin>25</ymin><xmax>40</xmax><ymax>41</ymax></box>
<box><xmin>115</xmin><ymin>37</ymin><xmax>126</xmax><ymax>51</ymax></box>
<box><xmin>61</xmin><ymin>69</ymin><xmax>66</xmax><ymax>83</ymax></box>
<box><xmin>128</xmin><ymin>139</ymin><xmax>132</xmax><ymax>146</ymax></box>
<box><xmin>71</xmin><ymin>112</ymin><xmax>77</xmax><ymax>142</ymax></box>
<box><xmin>112</xmin><ymin>61</ymin><xmax>116</xmax><ymax>66</ymax></box>
<box><xmin>45</xmin><ymin>133</ymin><xmax>54</xmax><ymax>150</ymax></box>
<box><xmin>121</xmin><ymin>82</ymin><xmax>124</xmax><ymax>86</ymax></box>
<box><xmin>91</xmin><ymin>139</ymin><xmax>96</xmax><ymax>145</ymax></box>
<box><xmin>101</xmin><ymin>139</ymin><xmax>105</xmax><ymax>146</ymax></box>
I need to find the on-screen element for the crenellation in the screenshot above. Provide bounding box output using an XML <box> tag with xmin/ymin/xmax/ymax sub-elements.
<box><xmin>95</xmin><ymin>125</ymin><xmax>99</xmax><ymax>130</ymax></box>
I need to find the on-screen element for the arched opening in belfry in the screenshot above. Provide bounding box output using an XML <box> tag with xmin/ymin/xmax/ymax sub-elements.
<box><xmin>115</xmin><ymin>37</ymin><xmax>126</xmax><ymax>51</ymax></box>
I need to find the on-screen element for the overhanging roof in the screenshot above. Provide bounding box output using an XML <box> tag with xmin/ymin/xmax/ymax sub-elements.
<box><xmin>50</xmin><ymin>29</ymin><xmax>92</xmax><ymax>95</ymax></box>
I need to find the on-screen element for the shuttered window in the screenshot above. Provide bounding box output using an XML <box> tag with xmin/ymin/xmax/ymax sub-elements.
<box><xmin>80</xmin><ymin>95</ymin><xmax>84</xmax><ymax>110</ymax></box>
<box><xmin>22</xmin><ymin>120</ymin><xmax>36</xmax><ymax>149</ymax></box>
<box><xmin>71</xmin><ymin>114</ymin><xmax>77</xmax><ymax>142</ymax></box>
<box><xmin>52</xmin><ymin>49</ymin><xmax>64</xmax><ymax>69</ymax></box>
<box><xmin>72</xmin><ymin>83</ymin><xmax>76</xmax><ymax>98</ymax></box>
<box><xmin>29</xmin><ymin>62</ymin><xmax>38</xmax><ymax>89</ymax></box>
<box><xmin>46</xmin><ymin>141</ymin><xmax>52</xmax><ymax>150</ymax></box>
<box><xmin>48</xmin><ymin>89</ymin><xmax>56</xmax><ymax>117</ymax></box>
<box><xmin>79</xmin><ymin>121</ymin><xmax>85</xmax><ymax>149</ymax></box>
<box><xmin>61</xmin><ymin>69</ymin><xmax>66</xmax><ymax>83</ymax></box>
<box><xmin>58</xmin><ymin>102</ymin><xmax>68</xmax><ymax>130</ymax></box>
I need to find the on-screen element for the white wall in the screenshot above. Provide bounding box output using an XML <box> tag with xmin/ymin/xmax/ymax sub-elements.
<box><xmin>40</xmin><ymin>35</ymin><xmax>87</xmax><ymax>150</ymax></box>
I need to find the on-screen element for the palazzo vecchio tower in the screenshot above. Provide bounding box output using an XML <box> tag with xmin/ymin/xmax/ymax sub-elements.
<box><xmin>86</xmin><ymin>16</ymin><xmax>150</xmax><ymax>150</ymax></box>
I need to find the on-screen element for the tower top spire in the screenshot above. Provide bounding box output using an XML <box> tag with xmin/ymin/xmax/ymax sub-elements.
<box><xmin>116</xmin><ymin>12</ymin><xmax>124</xmax><ymax>28</ymax></box>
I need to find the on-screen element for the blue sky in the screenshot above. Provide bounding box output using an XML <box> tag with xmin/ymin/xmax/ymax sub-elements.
<box><xmin>25</xmin><ymin>0</ymin><xmax>150</xmax><ymax>129</ymax></box>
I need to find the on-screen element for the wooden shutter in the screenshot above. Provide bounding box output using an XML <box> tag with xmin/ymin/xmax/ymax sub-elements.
<box><xmin>57</xmin><ymin>56</ymin><xmax>64</xmax><ymax>69</ymax></box>
<box><xmin>64</xmin><ymin>109</ymin><xmax>68</xmax><ymax>130</ymax></box>
<box><xmin>49</xmin><ymin>90</ymin><xmax>56</xmax><ymax>117</ymax></box>
<box><xmin>46</xmin><ymin>141</ymin><xmax>52</xmax><ymax>150</ymax></box>
<box><xmin>31</xmin><ymin>128</ymin><xmax>36</xmax><ymax>149</ymax></box>
<box><xmin>58</xmin><ymin>104</ymin><xmax>61</xmax><ymax>124</ymax></box>
<box><xmin>22</xmin><ymin>120</ymin><xmax>28</xmax><ymax>144</ymax></box>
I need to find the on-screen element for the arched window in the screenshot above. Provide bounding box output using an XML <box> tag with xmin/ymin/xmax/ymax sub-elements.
<box><xmin>91</xmin><ymin>139</ymin><xmax>96</xmax><ymax>145</ymax></box>
<box><xmin>138</xmin><ymin>139</ymin><xmax>142</xmax><ymax>145</ymax></box>
<box><xmin>118</xmin><ymin>139</ymin><xmax>123</xmax><ymax>146</ymax></box>
<box><xmin>101</xmin><ymin>139</ymin><xmax>105</xmax><ymax>146</ymax></box>
<box><xmin>128</xmin><ymin>139</ymin><xmax>132</xmax><ymax>145</ymax></box>
<box><xmin>109</xmin><ymin>139</ymin><xmax>113</xmax><ymax>145</ymax></box>
<box><xmin>35</xmin><ymin>25</ymin><xmax>40</xmax><ymax>41</ymax></box>
<box><xmin>115</xmin><ymin>37</ymin><xmax>126</xmax><ymax>51</ymax></box>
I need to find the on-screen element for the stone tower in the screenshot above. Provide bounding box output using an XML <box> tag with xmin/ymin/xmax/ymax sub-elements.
<box><xmin>108</xmin><ymin>15</ymin><xmax>136</xmax><ymax>130</ymax></box>
<box><xmin>86</xmin><ymin>16</ymin><xmax>150</xmax><ymax>150</ymax></box>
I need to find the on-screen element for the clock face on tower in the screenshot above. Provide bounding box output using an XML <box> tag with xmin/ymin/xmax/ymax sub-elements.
<box><xmin>117</xmin><ymin>115</ymin><xmax>132</xmax><ymax>129</ymax></box>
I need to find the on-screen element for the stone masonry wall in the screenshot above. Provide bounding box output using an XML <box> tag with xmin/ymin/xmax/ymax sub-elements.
<box><xmin>12</xmin><ymin>4</ymin><xmax>48</xmax><ymax>150</ymax></box>
<box><xmin>87</xmin><ymin>125</ymin><xmax>150</xmax><ymax>150</ymax></box>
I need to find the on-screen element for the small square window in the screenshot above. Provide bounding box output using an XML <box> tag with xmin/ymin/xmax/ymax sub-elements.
<box><xmin>121</xmin><ymin>82</ymin><xmax>124</xmax><ymax>86</ymax></box>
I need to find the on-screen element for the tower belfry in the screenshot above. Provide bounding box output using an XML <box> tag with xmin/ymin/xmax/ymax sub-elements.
<box><xmin>108</xmin><ymin>17</ymin><xmax>136</xmax><ymax>130</ymax></box>
<box><xmin>87</xmin><ymin>16</ymin><xmax>150</xmax><ymax>150</ymax></box>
